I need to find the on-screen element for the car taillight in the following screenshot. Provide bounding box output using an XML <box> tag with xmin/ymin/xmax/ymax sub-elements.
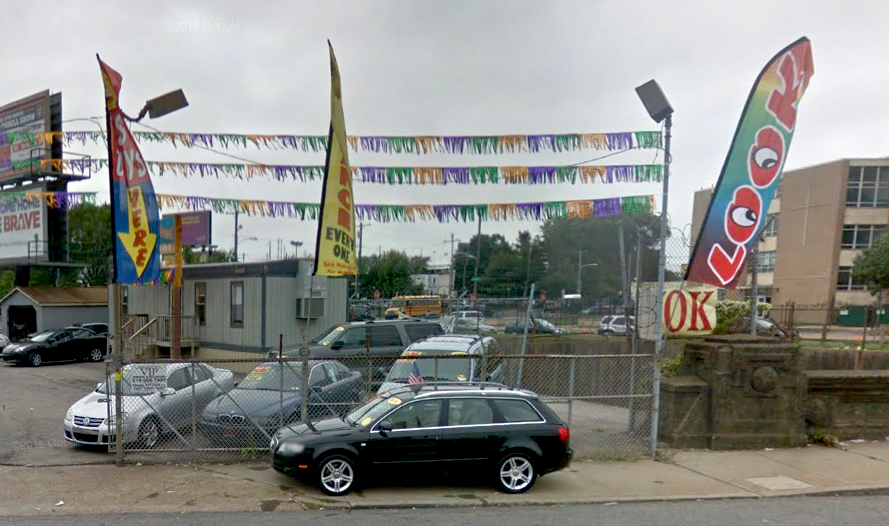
<box><xmin>558</xmin><ymin>426</ymin><xmax>570</xmax><ymax>442</ymax></box>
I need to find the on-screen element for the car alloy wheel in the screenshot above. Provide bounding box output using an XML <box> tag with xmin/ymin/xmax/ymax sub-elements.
<box><xmin>497</xmin><ymin>453</ymin><xmax>536</xmax><ymax>493</ymax></box>
<box><xmin>89</xmin><ymin>349</ymin><xmax>104</xmax><ymax>362</ymax></box>
<box><xmin>317</xmin><ymin>455</ymin><xmax>356</xmax><ymax>496</ymax></box>
<box><xmin>28</xmin><ymin>352</ymin><xmax>42</xmax><ymax>367</ymax></box>
<box><xmin>138</xmin><ymin>418</ymin><xmax>160</xmax><ymax>449</ymax></box>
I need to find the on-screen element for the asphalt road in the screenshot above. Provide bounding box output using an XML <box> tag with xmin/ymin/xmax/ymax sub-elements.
<box><xmin>0</xmin><ymin>360</ymin><xmax>110</xmax><ymax>466</ymax></box>
<box><xmin>3</xmin><ymin>495</ymin><xmax>889</xmax><ymax>525</ymax></box>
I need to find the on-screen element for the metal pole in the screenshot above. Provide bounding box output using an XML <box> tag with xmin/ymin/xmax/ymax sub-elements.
<box><xmin>233</xmin><ymin>210</ymin><xmax>239</xmax><ymax>263</ymax></box>
<box><xmin>473</xmin><ymin>216</ymin><xmax>481</xmax><ymax>300</ymax></box>
<box><xmin>517</xmin><ymin>283</ymin><xmax>535</xmax><ymax>389</ymax></box>
<box><xmin>523</xmin><ymin>241</ymin><xmax>533</xmax><ymax>302</ymax></box>
<box><xmin>279</xmin><ymin>334</ymin><xmax>284</xmax><ymax>429</ymax></box>
<box><xmin>633</xmin><ymin>232</ymin><xmax>643</xmax><ymax>354</ymax></box>
<box><xmin>650</xmin><ymin>113</ymin><xmax>672</xmax><ymax>459</ymax></box>
<box><xmin>749</xmin><ymin>242</ymin><xmax>759</xmax><ymax>335</ymax></box>
<box><xmin>191</xmin><ymin>362</ymin><xmax>196</xmax><ymax>450</ymax></box>
<box><xmin>576</xmin><ymin>250</ymin><xmax>583</xmax><ymax>296</ymax></box>
<box><xmin>300</xmin><ymin>275</ymin><xmax>313</xmax><ymax>424</ymax></box>
<box><xmin>172</xmin><ymin>215</ymin><xmax>183</xmax><ymax>359</ymax></box>
<box><xmin>356</xmin><ymin>223</ymin><xmax>364</xmax><ymax>299</ymax></box>
<box><xmin>568</xmin><ymin>357</ymin><xmax>575</xmax><ymax>428</ymax></box>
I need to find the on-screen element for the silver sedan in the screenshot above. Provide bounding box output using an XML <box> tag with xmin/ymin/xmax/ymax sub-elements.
<box><xmin>64</xmin><ymin>362</ymin><xmax>234</xmax><ymax>448</ymax></box>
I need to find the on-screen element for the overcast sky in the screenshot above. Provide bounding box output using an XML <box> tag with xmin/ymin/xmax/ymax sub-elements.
<box><xmin>2</xmin><ymin>0</ymin><xmax>887</xmax><ymax>265</ymax></box>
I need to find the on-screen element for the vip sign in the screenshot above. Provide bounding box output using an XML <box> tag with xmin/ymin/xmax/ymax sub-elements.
<box><xmin>663</xmin><ymin>287</ymin><xmax>717</xmax><ymax>335</ymax></box>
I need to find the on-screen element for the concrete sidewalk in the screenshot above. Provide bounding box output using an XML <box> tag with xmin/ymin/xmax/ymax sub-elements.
<box><xmin>5</xmin><ymin>441</ymin><xmax>889</xmax><ymax>516</ymax></box>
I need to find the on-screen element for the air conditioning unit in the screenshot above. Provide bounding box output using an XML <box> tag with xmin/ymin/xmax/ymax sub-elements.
<box><xmin>296</xmin><ymin>297</ymin><xmax>325</xmax><ymax>319</ymax></box>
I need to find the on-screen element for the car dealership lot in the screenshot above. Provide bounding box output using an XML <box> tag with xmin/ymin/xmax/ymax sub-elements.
<box><xmin>0</xmin><ymin>361</ymin><xmax>111</xmax><ymax>466</ymax></box>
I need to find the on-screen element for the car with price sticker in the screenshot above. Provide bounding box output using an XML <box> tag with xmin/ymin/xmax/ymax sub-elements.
<box><xmin>63</xmin><ymin>362</ymin><xmax>234</xmax><ymax>448</ymax></box>
<box><xmin>200</xmin><ymin>360</ymin><xmax>362</xmax><ymax>447</ymax></box>
<box><xmin>376</xmin><ymin>334</ymin><xmax>504</xmax><ymax>394</ymax></box>
<box><xmin>270</xmin><ymin>383</ymin><xmax>573</xmax><ymax>496</ymax></box>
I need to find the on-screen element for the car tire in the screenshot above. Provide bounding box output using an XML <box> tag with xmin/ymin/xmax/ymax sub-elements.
<box><xmin>316</xmin><ymin>454</ymin><xmax>357</xmax><ymax>496</ymax></box>
<box><xmin>27</xmin><ymin>352</ymin><xmax>42</xmax><ymax>367</ymax></box>
<box><xmin>89</xmin><ymin>348</ymin><xmax>104</xmax><ymax>362</ymax></box>
<box><xmin>137</xmin><ymin>417</ymin><xmax>161</xmax><ymax>449</ymax></box>
<box><xmin>495</xmin><ymin>452</ymin><xmax>537</xmax><ymax>494</ymax></box>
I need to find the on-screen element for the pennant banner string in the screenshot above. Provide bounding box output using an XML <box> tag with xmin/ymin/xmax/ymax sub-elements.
<box><xmin>153</xmin><ymin>193</ymin><xmax>657</xmax><ymax>223</ymax></box>
<box><xmin>6</xmin><ymin>130</ymin><xmax>663</xmax><ymax>155</ymax></box>
<box><xmin>30</xmin><ymin>158</ymin><xmax>664</xmax><ymax>185</ymax></box>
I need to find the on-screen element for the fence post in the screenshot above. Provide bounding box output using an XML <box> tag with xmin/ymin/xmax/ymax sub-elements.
<box><xmin>191</xmin><ymin>362</ymin><xmax>197</xmax><ymax>451</ymax></box>
<box><xmin>279</xmin><ymin>334</ymin><xmax>284</xmax><ymax>430</ymax></box>
<box><xmin>568</xmin><ymin>357</ymin><xmax>575</xmax><ymax>429</ymax></box>
<box><xmin>628</xmin><ymin>354</ymin><xmax>636</xmax><ymax>433</ymax></box>
<box><xmin>821</xmin><ymin>301</ymin><xmax>830</xmax><ymax>344</ymax></box>
<box><xmin>517</xmin><ymin>283</ymin><xmax>535</xmax><ymax>389</ymax></box>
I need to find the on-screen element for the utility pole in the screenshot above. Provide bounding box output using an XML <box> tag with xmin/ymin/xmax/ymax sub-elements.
<box><xmin>619</xmin><ymin>222</ymin><xmax>632</xmax><ymax>348</ymax></box>
<box><xmin>523</xmin><ymin>240</ymin><xmax>533</xmax><ymax>301</ymax></box>
<box><xmin>576</xmin><ymin>250</ymin><xmax>584</xmax><ymax>296</ymax></box>
<box><xmin>233</xmin><ymin>209</ymin><xmax>239</xmax><ymax>263</ymax></box>
<box><xmin>473</xmin><ymin>217</ymin><xmax>482</xmax><ymax>300</ymax></box>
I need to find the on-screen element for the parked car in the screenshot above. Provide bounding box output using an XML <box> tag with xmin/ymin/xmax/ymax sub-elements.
<box><xmin>272</xmin><ymin>320</ymin><xmax>444</xmax><ymax>379</ymax></box>
<box><xmin>1</xmin><ymin>327</ymin><xmax>107</xmax><ymax>366</ymax></box>
<box><xmin>0</xmin><ymin>333</ymin><xmax>10</xmax><ymax>350</ymax></box>
<box><xmin>64</xmin><ymin>362</ymin><xmax>234</xmax><ymax>448</ymax></box>
<box><xmin>454</xmin><ymin>310</ymin><xmax>486</xmax><ymax>326</ymax></box>
<box><xmin>75</xmin><ymin>323</ymin><xmax>109</xmax><ymax>337</ymax></box>
<box><xmin>599</xmin><ymin>316</ymin><xmax>635</xmax><ymax>336</ymax></box>
<box><xmin>348</xmin><ymin>307</ymin><xmax>375</xmax><ymax>322</ymax></box>
<box><xmin>377</xmin><ymin>334</ymin><xmax>504</xmax><ymax>393</ymax></box>
<box><xmin>454</xmin><ymin>317</ymin><xmax>498</xmax><ymax>334</ymax></box>
<box><xmin>504</xmin><ymin>318</ymin><xmax>566</xmax><ymax>335</ymax></box>
<box><xmin>741</xmin><ymin>318</ymin><xmax>801</xmax><ymax>339</ymax></box>
<box><xmin>271</xmin><ymin>384</ymin><xmax>572</xmax><ymax>496</ymax></box>
<box><xmin>200</xmin><ymin>360</ymin><xmax>362</xmax><ymax>446</ymax></box>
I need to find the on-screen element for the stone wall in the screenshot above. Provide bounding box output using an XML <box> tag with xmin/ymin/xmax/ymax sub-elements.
<box><xmin>659</xmin><ymin>335</ymin><xmax>889</xmax><ymax>449</ymax></box>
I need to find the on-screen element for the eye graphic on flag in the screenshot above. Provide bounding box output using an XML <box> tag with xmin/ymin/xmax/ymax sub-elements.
<box><xmin>408</xmin><ymin>361</ymin><xmax>423</xmax><ymax>385</ymax></box>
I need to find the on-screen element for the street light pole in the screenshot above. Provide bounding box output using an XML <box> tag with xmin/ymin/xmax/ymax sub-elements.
<box><xmin>233</xmin><ymin>210</ymin><xmax>239</xmax><ymax>263</ymax></box>
<box><xmin>635</xmin><ymin>79</ymin><xmax>674</xmax><ymax>460</ymax></box>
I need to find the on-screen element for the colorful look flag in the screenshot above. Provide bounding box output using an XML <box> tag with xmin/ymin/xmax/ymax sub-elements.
<box><xmin>313</xmin><ymin>42</ymin><xmax>357</xmax><ymax>277</ymax></box>
<box><xmin>408</xmin><ymin>361</ymin><xmax>423</xmax><ymax>385</ymax></box>
<box><xmin>685</xmin><ymin>38</ymin><xmax>814</xmax><ymax>288</ymax></box>
<box><xmin>99</xmin><ymin>57</ymin><xmax>162</xmax><ymax>285</ymax></box>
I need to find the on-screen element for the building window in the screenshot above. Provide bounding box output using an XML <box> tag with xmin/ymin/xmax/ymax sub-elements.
<box><xmin>841</xmin><ymin>224</ymin><xmax>887</xmax><ymax>249</ymax></box>
<box><xmin>195</xmin><ymin>282</ymin><xmax>206</xmax><ymax>326</ymax></box>
<box><xmin>837</xmin><ymin>266</ymin><xmax>866</xmax><ymax>291</ymax></box>
<box><xmin>846</xmin><ymin>166</ymin><xmax>889</xmax><ymax>208</ymax></box>
<box><xmin>756</xmin><ymin>287</ymin><xmax>773</xmax><ymax>305</ymax></box>
<box><xmin>756</xmin><ymin>251</ymin><xmax>776</xmax><ymax>273</ymax></box>
<box><xmin>762</xmin><ymin>214</ymin><xmax>779</xmax><ymax>237</ymax></box>
<box><xmin>230</xmin><ymin>282</ymin><xmax>244</xmax><ymax>327</ymax></box>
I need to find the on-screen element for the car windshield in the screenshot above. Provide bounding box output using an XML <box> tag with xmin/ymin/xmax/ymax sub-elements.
<box><xmin>313</xmin><ymin>326</ymin><xmax>344</xmax><ymax>345</ymax></box>
<box><xmin>385</xmin><ymin>354</ymin><xmax>472</xmax><ymax>382</ymax></box>
<box><xmin>30</xmin><ymin>331</ymin><xmax>56</xmax><ymax>342</ymax></box>
<box><xmin>346</xmin><ymin>395</ymin><xmax>402</xmax><ymax>428</ymax></box>
<box><xmin>389</xmin><ymin>299</ymin><xmax>404</xmax><ymax>308</ymax></box>
<box><xmin>237</xmin><ymin>364</ymin><xmax>302</xmax><ymax>391</ymax></box>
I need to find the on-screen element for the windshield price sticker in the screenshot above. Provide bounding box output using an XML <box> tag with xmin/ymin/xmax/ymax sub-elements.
<box><xmin>457</xmin><ymin>374</ymin><xmax>467</xmax><ymax>381</ymax></box>
<box><xmin>246</xmin><ymin>366</ymin><xmax>271</xmax><ymax>381</ymax></box>
<box><xmin>388</xmin><ymin>397</ymin><xmax>402</xmax><ymax>405</ymax></box>
<box><xmin>128</xmin><ymin>365</ymin><xmax>167</xmax><ymax>395</ymax></box>
<box><xmin>361</xmin><ymin>417</ymin><xmax>372</xmax><ymax>426</ymax></box>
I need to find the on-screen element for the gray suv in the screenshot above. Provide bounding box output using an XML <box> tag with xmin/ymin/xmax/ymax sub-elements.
<box><xmin>269</xmin><ymin>320</ymin><xmax>444</xmax><ymax>378</ymax></box>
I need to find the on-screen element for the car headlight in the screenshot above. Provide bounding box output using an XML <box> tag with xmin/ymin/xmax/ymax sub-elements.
<box><xmin>65</xmin><ymin>408</ymin><xmax>74</xmax><ymax>422</ymax></box>
<box><xmin>109</xmin><ymin>412</ymin><xmax>130</xmax><ymax>428</ymax></box>
<box><xmin>276</xmin><ymin>442</ymin><xmax>305</xmax><ymax>455</ymax></box>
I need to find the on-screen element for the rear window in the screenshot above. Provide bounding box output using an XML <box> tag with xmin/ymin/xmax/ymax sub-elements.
<box><xmin>493</xmin><ymin>399</ymin><xmax>544</xmax><ymax>423</ymax></box>
<box><xmin>405</xmin><ymin>323</ymin><xmax>443</xmax><ymax>342</ymax></box>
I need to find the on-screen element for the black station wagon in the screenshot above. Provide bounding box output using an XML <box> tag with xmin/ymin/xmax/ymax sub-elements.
<box><xmin>271</xmin><ymin>384</ymin><xmax>572</xmax><ymax>495</ymax></box>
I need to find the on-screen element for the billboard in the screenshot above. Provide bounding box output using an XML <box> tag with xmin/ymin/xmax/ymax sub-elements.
<box><xmin>0</xmin><ymin>186</ymin><xmax>48</xmax><ymax>262</ymax></box>
<box><xmin>159</xmin><ymin>211</ymin><xmax>212</xmax><ymax>255</ymax></box>
<box><xmin>0</xmin><ymin>91</ymin><xmax>50</xmax><ymax>183</ymax></box>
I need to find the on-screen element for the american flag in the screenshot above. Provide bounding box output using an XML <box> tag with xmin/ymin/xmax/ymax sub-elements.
<box><xmin>408</xmin><ymin>361</ymin><xmax>423</xmax><ymax>384</ymax></box>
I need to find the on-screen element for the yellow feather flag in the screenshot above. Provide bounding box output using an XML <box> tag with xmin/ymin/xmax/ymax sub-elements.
<box><xmin>313</xmin><ymin>42</ymin><xmax>357</xmax><ymax>277</ymax></box>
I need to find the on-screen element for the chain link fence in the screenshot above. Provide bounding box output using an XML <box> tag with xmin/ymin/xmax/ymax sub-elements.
<box><xmin>74</xmin><ymin>342</ymin><xmax>654</xmax><ymax>464</ymax></box>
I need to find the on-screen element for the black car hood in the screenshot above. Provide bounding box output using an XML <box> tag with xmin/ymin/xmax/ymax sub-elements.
<box><xmin>276</xmin><ymin>416</ymin><xmax>357</xmax><ymax>441</ymax></box>
<box><xmin>1</xmin><ymin>342</ymin><xmax>45</xmax><ymax>354</ymax></box>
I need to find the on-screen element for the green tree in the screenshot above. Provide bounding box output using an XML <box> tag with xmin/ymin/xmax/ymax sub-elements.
<box><xmin>853</xmin><ymin>234</ymin><xmax>889</xmax><ymax>297</ymax></box>
<box><xmin>183</xmin><ymin>246</ymin><xmax>235</xmax><ymax>264</ymax></box>
<box><xmin>358</xmin><ymin>250</ymin><xmax>427</xmax><ymax>298</ymax></box>
<box><xmin>67</xmin><ymin>203</ymin><xmax>113</xmax><ymax>286</ymax></box>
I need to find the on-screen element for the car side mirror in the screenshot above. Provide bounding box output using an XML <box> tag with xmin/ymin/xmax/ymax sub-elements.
<box><xmin>376</xmin><ymin>422</ymin><xmax>391</xmax><ymax>436</ymax></box>
<box><xmin>96</xmin><ymin>382</ymin><xmax>103</xmax><ymax>391</ymax></box>
<box><xmin>311</xmin><ymin>384</ymin><xmax>323</xmax><ymax>393</ymax></box>
<box><xmin>160</xmin><ymin>387</ymin><xmax>176</xmax><ymax>397</ymax></box>
<box><xmin>331</xmin><ymin>341</ymin><xmax>344</xmax><ymax>350</ymax></box>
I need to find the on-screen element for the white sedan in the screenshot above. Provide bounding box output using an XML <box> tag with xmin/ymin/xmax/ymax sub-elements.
<box><xmin>64</xmin><ymin>362</ymin><xmax>234</xmax><ymax>448</ymax></box>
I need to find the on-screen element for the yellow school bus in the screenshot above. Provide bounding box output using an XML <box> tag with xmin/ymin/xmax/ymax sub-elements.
<box><xmin>384</xmin><ymin>295</ymin><xmax>443</xmax><ymax>319</ymax></box>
